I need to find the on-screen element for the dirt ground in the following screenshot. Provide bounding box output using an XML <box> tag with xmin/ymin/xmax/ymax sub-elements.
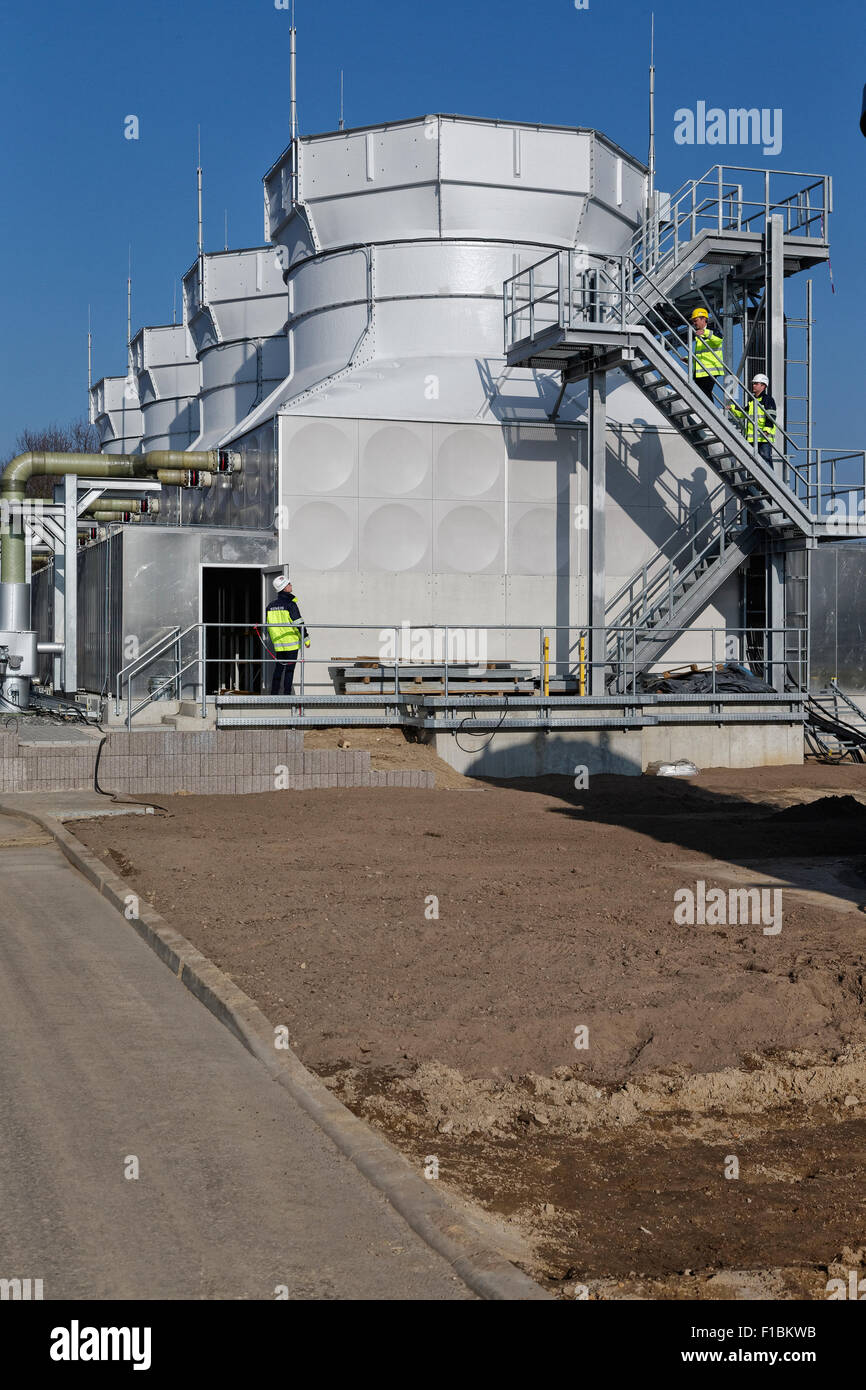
<box><xmin>301</xmin><ymin>726</ymin><xmax>472</xmax><ymax>788</ymax></box>
<box><xmin>72</xmin><ymin>759</ymin><xmax>866</xmax><ymax>1299</ymax></box>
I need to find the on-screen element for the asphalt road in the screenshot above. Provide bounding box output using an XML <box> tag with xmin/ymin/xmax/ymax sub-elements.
<box><xmin>0</xmin><ymin>813</ymin><xmax>473</xmax><ymax>1300</ymax></box>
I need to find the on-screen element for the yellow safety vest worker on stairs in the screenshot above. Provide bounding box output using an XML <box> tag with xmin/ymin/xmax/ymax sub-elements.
<box><xmin>689</xmin><ymin>307</ymin><xmax>725</xmax><ymax>405</ymax></box>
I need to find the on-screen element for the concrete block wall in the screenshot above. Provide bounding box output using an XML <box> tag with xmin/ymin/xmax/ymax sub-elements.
<box><xmin>0</xmin><ymin>729</ymin><xmax>435</xmax><ymax>794</ymax></box>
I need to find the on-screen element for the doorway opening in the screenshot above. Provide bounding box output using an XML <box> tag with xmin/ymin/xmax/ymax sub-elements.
<box><xmin>201</xmin><ymin>567</ymin><xmax>263</xmax><ymax>695</ymax></box>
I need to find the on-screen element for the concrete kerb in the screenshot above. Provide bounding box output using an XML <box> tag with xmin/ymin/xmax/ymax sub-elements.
<box><xmin>5</xmin><ymin>802</ymin><xmax>551</xmax><ymax>1303</ymax></box>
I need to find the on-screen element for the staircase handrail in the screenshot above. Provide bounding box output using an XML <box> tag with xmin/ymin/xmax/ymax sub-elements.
<box><xmin>605</xmin><ymin>486</ymin><xmax>750</xmax><ymax>635</ymax></box>
<box><xmin>565</xmin><ymin>250</ymin><xmax>812</xmax><ymax>498</ymax></box>
<box><xmin>632</xmin><ymin>165</ymin><xmax>831</xmax><ymax>274</ymax></box>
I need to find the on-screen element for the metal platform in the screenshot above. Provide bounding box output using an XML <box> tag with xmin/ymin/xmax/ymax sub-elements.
<box><xmin>215</xmin><ymin>691</ymin><xmax>804</xmax><ymax>733</ymax></box>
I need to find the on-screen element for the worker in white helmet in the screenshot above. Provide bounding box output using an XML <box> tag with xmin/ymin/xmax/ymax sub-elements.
<box><xmin>266</xmin><ymin>575</ymin><xmax>310</xmax><ymax>696</ymax></box>
<box><xmin>727</xmin><ymin>373</ymin><xmax>777</xmax><ymax>464</ymax></box>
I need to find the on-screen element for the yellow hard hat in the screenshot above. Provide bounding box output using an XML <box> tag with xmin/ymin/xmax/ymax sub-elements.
<box><xmin>690</xmin><ymin>307</ymin><xmax>710</xmax><ymax>321</ymax></box>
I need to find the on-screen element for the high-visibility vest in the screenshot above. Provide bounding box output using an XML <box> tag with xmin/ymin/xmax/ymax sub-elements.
<box><xmin>267</xmin><ymin>600</ymin><xmax>306</xmax><ymax>653</ymax></box>
<box><xmin>693</xmin><ymin>330</ymin><xmax>725</xmax><ymax>378</ymax></box>
<box><xmin>730</xmin><ymin>395</ymin><xmax>777</xmax><ymax>444</ymax></box>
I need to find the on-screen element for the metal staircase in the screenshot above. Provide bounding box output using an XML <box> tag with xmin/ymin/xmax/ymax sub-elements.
<box><xmin>805</xmin><ymin>681</ymin><xmax>866</xmax><ymax>762</ymax></box>
<box><xmin>605</xmin><ymin>485</ymin><xmax>758</xmax><ymax>690</ymax></box>
<box><xmin>504</xmin><ymin>236</ymin><xmax>827</xmax><ymax>687</ymax></box>
<box><xmin>630</xmin><ymin>165</ymin><xmax>831</xmax><ymax>311</ymax></box>
<box><xmin>508</xmin><ymin>248</ymin><xmax>814</xmax><ymax>537</ymax></box>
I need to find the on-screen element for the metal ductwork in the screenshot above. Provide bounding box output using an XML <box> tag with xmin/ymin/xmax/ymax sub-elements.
<box><xmin>0</xmin><ymin>449</ymin><xmax>221</xmax><ymax>708</ymax></box>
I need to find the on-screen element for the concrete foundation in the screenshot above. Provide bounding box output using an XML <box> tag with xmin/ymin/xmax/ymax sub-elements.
<box><xmin>434</xmin><ymin>715</ymin><xmax>804</xmax><ymax>779</ymax></box>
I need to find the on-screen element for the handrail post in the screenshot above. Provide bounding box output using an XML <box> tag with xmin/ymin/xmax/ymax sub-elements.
<box><xmin>529</xmin><ymin>263</ymin><xmax>535</xmax><ymax>340</ymax></box>
<box><xmin>558</xmin><ymin>251</ymin><xmax>566</xmax><ymax>329</ymax></box>
<box><xmin>200</xmin><ymin>624</ymin><xmax>206</xmax><ymax>719</ymax></box>
<box><xmin>717</xmin><ymin>165</ymin><xmax>723</xmax><ymax>231</ymax></box>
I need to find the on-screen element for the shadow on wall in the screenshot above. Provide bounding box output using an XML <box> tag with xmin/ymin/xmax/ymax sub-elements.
<box><xmin>474</xmin><ymin>358</ymin><xmax>575</xmax><ymax>421</ymax></box>
<box><xmin>683</xmin><ymin>466</ymin><xmax>712</xmax><ymax>539</ymax></box>
<box><xmin>611</xmin><ymin>424</ymin><xmax>717</xmax><ymax>563</ymax></box>
<box><xmin>441</xmin><ymin>730</ymin><xmax>642</xmax><ymax>780</ymax></box>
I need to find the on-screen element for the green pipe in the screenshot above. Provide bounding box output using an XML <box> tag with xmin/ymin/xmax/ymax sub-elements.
<box><xmin>0</xmin><ymin>450</ymin><xmax>219</xmax><ymax>583</ymax></box>
<box><xmin>84</xmin><ymin>498</ymin><xmax>143</xmax><ymax>514</ymax></box>
<box><xmin>155</xmin><ymin>469</ymin><xmax>214</xmax><ymax>486</ymax></box>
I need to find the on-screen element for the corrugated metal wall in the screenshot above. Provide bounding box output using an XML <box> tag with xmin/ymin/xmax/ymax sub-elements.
<box><xmin>78</xmin><ymin>534</ymin><xmax>123</xmax><ymax>696</ymax></box>
<box><xmin>31</xmin><ymin>562</ymin><xmax>54</xmax><ymax>685</ymax></box>
<box><xmin>810</xmin><ymin>544</ymin><xmax>866</xmax><ymax>692</ymax></box>
<box><xmin>30</xmin><ymin>536</ymin><xmax>123</xmax><ymax>694</ymax></box>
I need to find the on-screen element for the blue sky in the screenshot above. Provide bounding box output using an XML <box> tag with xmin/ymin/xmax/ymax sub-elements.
<box><xmin>1</xmin><ymin>0</ymin><xmax>864</xmax><ymax>458</ymax></box>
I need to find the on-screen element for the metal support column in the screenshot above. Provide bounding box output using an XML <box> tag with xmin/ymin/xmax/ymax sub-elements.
<box><xmin>588</xmin><ymin>369</ymin><xmax>607</xmax><ymax>694</ymax></box>
<box><xmin>63</xmin><ymin>472</ymin><xmax>78</xmax><ymax>694</ymax></box>
<box><xmin>721</xmin><ymin>273</ymin><xmax>735</xmax><ymax>402</ymax></box>
<box><xmin>767</xmin><ymin>214</ymin><xmax>786</xmax><ymax>444</ymax></box>
<box><xmin>767</xmin><ymin>543</ymin><xmax>786</xmax><ymax>694</ymax></box>
<box><xmin>52</xmin><ymin>486</ymin><xmax>65</xmax><ymax>693</ymax></box>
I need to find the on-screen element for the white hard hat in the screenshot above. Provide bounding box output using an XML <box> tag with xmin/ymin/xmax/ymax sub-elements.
<box><xmin>752</xmin><ymin>373</ymin><xmax>769</xmax><ymax>386</ymax></box>
<box><xmin>272</xmin><ymin>574</ymin><xmax>290</xmax><ymax>592</ymax></box>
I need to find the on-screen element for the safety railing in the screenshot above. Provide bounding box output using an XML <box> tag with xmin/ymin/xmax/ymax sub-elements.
<box><xmin>633</xmin><ymin>165</ymin><xmax>831</xmax><ymax>276</ymax></box>
<box><xmin>115</xmin><ymin>624</ymin><xmax>201</xmax><ymax>730</ymax></box>
<box><xmin>787</xmin><ymin>449</ymin><xmax>866</xmax><ymax>524</ymax></box>
<box><xmin>607</xmin><ymin>625</ymin><xmax>807</xmax><ymax>697</ymax></box>
<box><xmin>113</xmin><ymin>621</ymin><xmax>807</xmax><ymax>725</ymax></box>
<box><xmin>504</xmin><ymin>247</ymin><xmax>812</xmax><ymax>506</ymax></box>
<box><xmin>605</xmin><ymin>483</ymin><xmax>753</xmax><ymax>637</ymax></box>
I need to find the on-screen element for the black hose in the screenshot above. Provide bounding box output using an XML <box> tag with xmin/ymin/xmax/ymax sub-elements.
<box><xmin>454</xmin><ymin>698</ymin><xmax>511</xmax><ymax>753</ymax></box>
<box><xmin>93</xmin><ymin>734</ymin><xmax>170</xmax><ymax>816</ymax></box>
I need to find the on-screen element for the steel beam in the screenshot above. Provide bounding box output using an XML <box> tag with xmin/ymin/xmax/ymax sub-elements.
<box><xmin>767</xmin><ymin>543</ymin><xmax>786</xmax><ymax>693</ymax></box>
<box><xmin>588</xmin><ymin>369</ymin><xmax>607</xmax><ymax>695</ymax></box>
<box><xmin>768</xmin><ymin>214</ymin><xmax>786</xmax><ymax>444</ymax></box>
<box><xmin>63</xmin><ymin>473</ymin><xmax>77</xmax><ymax>694</ymax></box>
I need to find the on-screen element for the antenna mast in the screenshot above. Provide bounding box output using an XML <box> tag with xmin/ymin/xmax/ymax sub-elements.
<box><xmin>126</xmin><ymin>246</ymin><xmax>132</xmax><ymax>375</ymax></box>
<box><xmin>290</xmin><ymin>1</ymin><xmax>298</xmax><ymax>203</ymax></box>
<box><xmin>87</xmin><ymin>305</ymin><xmax>93</xmax><ymax>421</ymax></box>
<box><xmin>195</xmin><ymin>126</ymin><xmax>202</xmax><ymax>280</ymax></box>
<box><xmin>648</xmin><ymin>13</ymin><xmax>655</xmax><ymax>204</ymax></box>
<box><xmin>339</xmin><ymin>69</ymin><xmax>344</xmax><ymax>131</ymax></box>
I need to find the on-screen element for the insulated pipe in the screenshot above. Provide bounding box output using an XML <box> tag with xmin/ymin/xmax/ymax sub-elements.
<box><xmin>81</xmin><ymin>498</ymin><xmax>161</xmax><ymax>517</ymax></box>
<box><xmin>155</xmin><ymin>470</ymin><xmax>214</xmax><ymax>486</ymax></box>
<box><xmin>0</xmin><ymin>450</ymin><xmax>219</xmax><ymax>582</ymax></box>
<box><xmin>89</xmin><ymin>511</ymin><xmax>140</xmax><ymax>522</ymax></box>
<box><xmin>83</xmin><ymin>498</ymin><xmax>143</xmax><ymax>514</ymax></box>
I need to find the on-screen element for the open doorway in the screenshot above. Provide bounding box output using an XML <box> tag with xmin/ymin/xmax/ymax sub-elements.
<box><xmin>201</xmin><ymin>567</ymin><xmax>264</xmax><ymax>695</ymax></box>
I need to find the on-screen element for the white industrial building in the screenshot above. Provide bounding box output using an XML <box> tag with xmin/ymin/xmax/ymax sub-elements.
<box><xmin>6</xmin><ymin>110</ymin><xmax>857</xmax><ymax>773</ymax></box>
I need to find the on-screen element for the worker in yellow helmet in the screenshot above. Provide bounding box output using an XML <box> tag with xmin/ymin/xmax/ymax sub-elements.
<box><xmin>689</xmin><ymin>307</ymin><xmax>725</xmax><ymax>406</ymax></box>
